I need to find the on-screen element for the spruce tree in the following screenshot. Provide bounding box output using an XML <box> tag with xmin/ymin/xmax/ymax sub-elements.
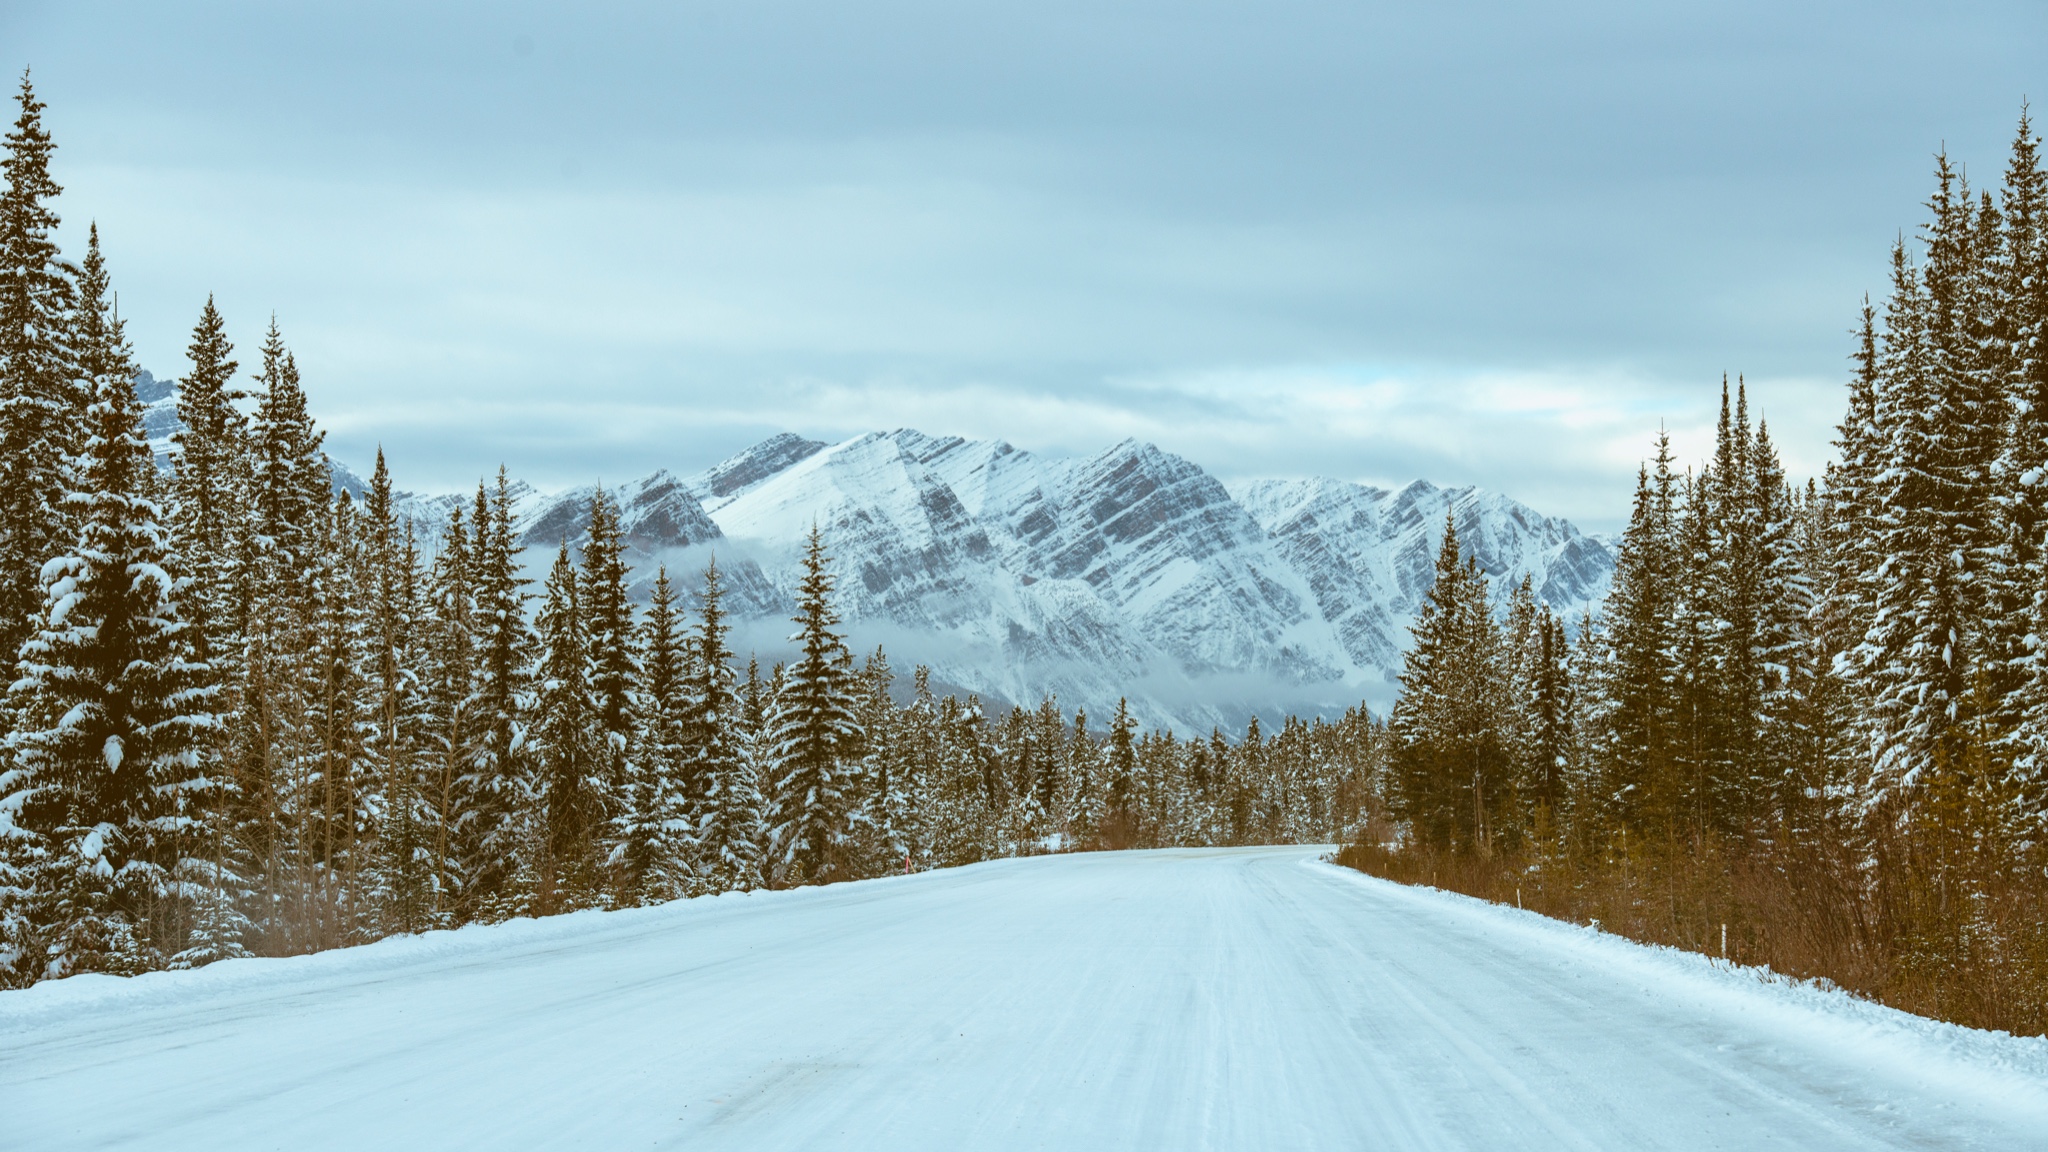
<box><xmin>1388</xmin><ymin>514</ymin><xmax>1508</xmax><ymax>854</ymax></box>
<box><xmin>613</xmin><ymin>567</ymin><xmax>691</xmax><ymax>901</ymax></box>
<box><xmin>690</xmin><ymin>560</ymin><xmax>762</xmax><ymax>891</ymax></box>
<box><xmin>1992</xmin><ymin>110</ymin><xmax>2048</xmax><ymax>755</ymax></box>
<box><xmin>0</xmin><ymin>71</ymin><xmax>81</xmax><ymax>661</ymax></box>
<box><xmin>1</xmin><ymin>235</ymin><xmax>218</xmax><ymax>981</ymax></box>
<box><xmin>363</xmin><ymin>464</ymin><xmax>435</xmax><ymax>935</ymax></box>
<box><xmin>766</xmin><ymin>526</ymin><xmax>861</xmax><ymax>883</ymax></box>
<box><xmin>1531</xmin><ymin>608</ymin><xmax>1570</xmax><ymax>819</ymax></box>
<box><xmin>532</xmin><ymin>543</ymin><xmax>601</xmax><ymax>909</ymax></box>
<box><xmin>236</xmin><ymin>322</ymin><xmax>340</xmax><ymax>951</ymax></box>
<box><xmin>457</xmin><ymin>471</ymin><xmax>532</xmax><ymax>914</ymax></box>
<box><xmin>301</xmin><ymin>489</ymin><xmax>371</xmax><ymax>946</ymax></box>
<box><xmin>1823</xmin><ymin>300</ymin><xmax>1886</xmax><ymax>721</ymax></box>
<box><xmin>167</xmin><ymin>297</ymin><xmax>245</xmax><ymax>666</ymax></box>
<box><xmin>421</xmin><ymin>497</ymin><xmax>475</xmax><ymax>919</ymax></box>
<box><xmin>852</xmin><ymin>648</ymin><xmax>908</xmax><ymax>870</ymax></box>
<box><xmin>1861</xmin><ymin>173</ymin><xmax>1987</xmax><ymax>799</ymax></box>
<box><xmin>579</xmin><ymin>490</ymin><xmax>636</xmax><ymax>829</ymax></box>
<box><xmin>1597</xmin><ymin>439</ymin><xmax>1681</xmax><ymax>840</ymax></box>
<box><xmin>1031</xmin><ymin>694</ymin><xmax>1066</xmax><ymax>833</ymax></box>
<box><xmin>1102</xmin><ymin>697</ymin><xmax>1139</xmax><ymax>847</ymax></box>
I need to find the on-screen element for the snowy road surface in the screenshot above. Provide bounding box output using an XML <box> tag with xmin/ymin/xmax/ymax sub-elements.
<box><xmin>5</xmin><ymin>847</ymin><xmax>2045</xmax><ymax>1150</ymax></box>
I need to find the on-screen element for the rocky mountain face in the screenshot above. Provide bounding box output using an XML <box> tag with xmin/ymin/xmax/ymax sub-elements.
<box><xmin>134</xmin><ymin>368</ymin><xmax>1613</xmax><ymax>729</ymax></box>
<box><xmin>1232</xmin><ymin>477</ymin><xmax>1616</xmax><ymax>678</ymax></box>
<box><xmin>500</xmin><ymin>430</ymin><xmax>1614</xmax><ymax>729</ymax></box>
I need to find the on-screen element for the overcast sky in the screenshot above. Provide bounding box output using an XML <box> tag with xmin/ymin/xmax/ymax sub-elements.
<box><xmin>5</xmin><ymin>1</ymin><xmax>2043</xmax><ymax>530</ymax></box>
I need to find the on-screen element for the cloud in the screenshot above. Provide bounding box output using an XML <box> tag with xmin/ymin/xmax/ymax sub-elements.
<box><xmin>8</xmin><ymin>0</ymin><xmax>2037</xmax><ymax>531</ymax></box>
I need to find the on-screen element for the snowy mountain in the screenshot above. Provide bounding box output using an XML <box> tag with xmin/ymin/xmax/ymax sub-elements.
<box><xmin>1232</xmin><ymin>476</ymin><xmax>1615</xmax><ymax>677</ymax></box>
<box><xmin>133</xmin><ymin>367</ymin><xmax>1612</xmax><ymax>728</ymax></box>
<box><xmin>502</xmin><ymin>429</ymin><xmax>1613</xmax><ymax>728</ymax></box>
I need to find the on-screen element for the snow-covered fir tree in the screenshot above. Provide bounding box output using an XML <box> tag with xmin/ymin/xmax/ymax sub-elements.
<box><xmin>0</xmin><ymin>230</ymin><xmax>218</xmax><ymax>982</ymax></box>
<box><xmin>0</xmin><ymin>72</ymin><xmax>82</xmax><ymax>664</ymax></box>
<box><xmin>611</xmin><ymin>566</ymin><xmax>691</xmax><ymax>902</ymax></box>
<box><xmin>689</xmin><ymin>561</ymin><xmax>764</xmax><ymax>892</ymax></box>
<box><xmin>765</xmin><ymin>526</ymin><xmax>862</xmax><ymax>883</ymax></box>
<box><xmin>532</xmin><ymin>543</ymin><xmax>603</xmax><ymax>910</ymax></box>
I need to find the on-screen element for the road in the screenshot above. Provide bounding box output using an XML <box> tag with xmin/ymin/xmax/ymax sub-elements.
<box><xmin>3</xmin><ymin>846</ymin><xmax>2042</xmax><ymax>1150</ymax></box>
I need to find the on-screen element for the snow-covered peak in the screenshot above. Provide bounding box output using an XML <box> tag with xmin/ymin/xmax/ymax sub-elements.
<box><xmin>689</xmin><ymin>432</ymin><xmax>827</xmax><ymax>510</ymax></box>
<box><xmin>351</xmin><ymin>428</ymin><xmax>1615</xmax><ymax>726</ymax></box>
<box><xmin>1231</xmin><ymin>473</ymin><xmax>1614</xmax><ymax>631</ymax></box>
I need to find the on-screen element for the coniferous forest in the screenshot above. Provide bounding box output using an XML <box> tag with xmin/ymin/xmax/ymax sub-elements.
<box><xmin>0</xmin><ymin>78</ymin><xmax>1378</xmax><ymax>988</ymax></box>
<box><xmin>1343</xmin><ymin>111</ymin><xmax>2048</xmax><ymax>1035</ymax></box>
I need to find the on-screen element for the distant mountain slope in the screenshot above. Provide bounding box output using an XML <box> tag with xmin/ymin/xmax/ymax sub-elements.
<box><xmin>131</xmin><ymin>369</ymin><xmax>1613</xmax><ymax>728</ymax></box>
<box><xmin>1232</xmin><ymin>476</ymin><xmax>1613</xmax><ymax>677</ymax></box>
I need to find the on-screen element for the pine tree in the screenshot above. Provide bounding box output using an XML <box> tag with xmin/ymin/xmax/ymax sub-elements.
<box><xmin>457</xmin><ymin>471</ymin><xmax>532</xmax><ymax>915</ymax></box>
<box><xmin>166</xmin><ymin>297</ymin><xmax>246</xmax><ymax>666</ymax></box>
<box><xmin>0</xmin><ymin>233</ymin><xmax>218</xmax><ymax>982</ymax></box>
<box><xmin>1102</xmin><ymin>697</ymin><xmax>1139</xmax><ymax>848</ymax></box>
<box><xmin>897</xmin><ymin>666</ymin><xmax>943</xmax><ymax>865</ymax></box>
<box><xmin>579</xmin><ymin>490</ymin><xmax>636</xmax><ymax>839</ymax></box>
<box><xmin>1388</xmin><ymin>514</ymin><xmax>1509</xmax><ymax>854</ymax></box>
<box><xmin>1861</xmin><ymin>164</ymin><xmax>1995</xmax><ymax>802</ymax></box>
<box><xmin>420</xmin><ymin>497</ymin><xmax>475</xmax><ymax>920</ymax></box>
<box><xmin>851</xmin><ymin>648</ymin><xmax>909</xmax><ymax>870</ymax></box>
<box><xmin>1531</xmin><ymin>608</ymin><xmax>1570</xmax><ymax>819</ymax></box>
<box><xmin>1993</xmin><ymin>110</ymin><xmax>2048</xmax><ymax>774</ymax></box>
<box><xmin>0</xmin><ymin>72</ymin><xmax>81</xmax><ymax>662</ymax></box>
<box><xmin>362</xmin><ymin>462</ymin><xmax>435</xmax><ymax>935</ymax></box>
<box><xmin>1750</xmin><ymin>420</ymin><xmax>1813</xmax><ymax>829</ymax></box>
<box><xmin>233</xmin><ymin>321</ymin><xmax>341</xmax><ymax>952</ymax></box>
<box><xmin>1823</xmin><ymin>300</ymin><xmax>1886</xmax><ymax>727</ymax></box>
<box><xmin>532</xmin><ymin>544</ymin><xmax>601</xmax><ymax>910</ymax></box>
<box><xmin>1065</xmin><ymin>706</ymin><xmax>1100</xmax><ymax>844</ymax></box>
<box><xmin>1597</xmin><ymin>438</ymin><xmax>1681</xmax><ymax>840</ymax></box>
<box><xmin>690</xmin><ymin>561</ymin><xmax>762</xmax><ymax>891</ymax></box>
<box><xmin>766</xmin><ymin>526</ymin><xmax>861</xmax><ymax>883</ymax></box>
<box><xmin>1031</xmin><ymin>694</ymin><xmax>1066</xmax><ymax>835</ymax></box>
<box><xmin>301</xmin><ymin>490</ymin><xmax>372</xmax><ymax>946</ymax></box>
<box><xmin>613</xmin><ymin>567</ymin><xmax>691</xmax><ymax>901</ymax></box>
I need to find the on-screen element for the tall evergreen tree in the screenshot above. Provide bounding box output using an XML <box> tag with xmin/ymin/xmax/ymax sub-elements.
<box><xmin>579</xmin><ymin>490</ymin><xmax>635</xmax><ymax>829</ymax></box>
<box><xmin>297</xmin><ymin>490</ymin><xmax>372</xmax><ymax>947</ymax></box>
<box><xmin>613</xmin><ymin>567</ymin><xmax>691</xmax><ymax>901</ymax></box>
<box><xmin>362</xmin><ymin>460</ymin><xmax>435</xmax><ymax>935</ymax></box>
<box><xmin>0</xmin><ymin>72</ymin><xmax>81</xmax><ymax>661</ymax></box>
<box><xmin>690</xmin><ymin>560</ymin><xmax>761</xmax><ymax>891</ymax></box>
<box><xmin>1389</xmin><ymin>514</ymin><xmax>1510</xmax><ymax>854</ymax></box>
<box><xmin>0</xmin><ymin>236</ymin><xmax>218</xmax><ymax>981</ymax></box>
<box><xmin>1860</xmin><ymin>165</ymin><xmax>1994</xmax><ymax>801</ymax></box>
<box><xmin>766</xmin><ymin>526</ymin><xmax>860</xmax><ymax>883</ymax></box>
<box><xmin>456</xmin><ymin>471</ymin><xmax>532</xmax><ymax>914</ymax></box>
<box><xmin>532</xmin><ymin>544</ymin><xmax>601</xmax><ymax>909</ymax></box>
<box><xmin>417</xmin><ymin>497</ymin><xmax>474</xmax><ymax>921</ymax></box>
<box><xmin>1594</xmin><ymin>439</ymin><xmax>1680</xmax><ymax>841</ymax></box>
<box><xmin>1102</xmin><ymin>697</ymin><xmax>1139</xmax><ymax>847</ymax></box>
<box><xmin>166</xmin><ymin>298</ymin><xmax>245</xmax><ymax>665</ymax></box>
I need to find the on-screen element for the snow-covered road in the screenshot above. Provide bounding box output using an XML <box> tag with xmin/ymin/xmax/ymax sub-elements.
<box><xmin>5</xmin><ymin>846</ymin><xmax>2044</xmax><ymax>1150</ymax></box>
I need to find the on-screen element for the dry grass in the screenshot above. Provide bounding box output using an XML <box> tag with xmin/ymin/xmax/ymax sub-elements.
<box><xmin>1336</xmin><ymin>827</ymin><xmax>2048</xmax><ymax>1037</ymax></box>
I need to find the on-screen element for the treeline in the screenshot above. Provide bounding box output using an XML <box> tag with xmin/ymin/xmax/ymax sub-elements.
<box><xmin>0</xmin><ymin>76</ymin><xmax>1379</xmax><ymax>987</ymax></box>
<box><xmin>1346</xmin><ymin>112</ymin><xmax>2048</xmax><ymax>1035</ymax></box>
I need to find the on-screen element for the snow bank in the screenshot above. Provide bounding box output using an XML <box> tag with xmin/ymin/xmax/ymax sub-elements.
<box><xmin>1309</xmin><ymin>856</ymin><xmax>2048</xmax><ymax>1123</ymax></box>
